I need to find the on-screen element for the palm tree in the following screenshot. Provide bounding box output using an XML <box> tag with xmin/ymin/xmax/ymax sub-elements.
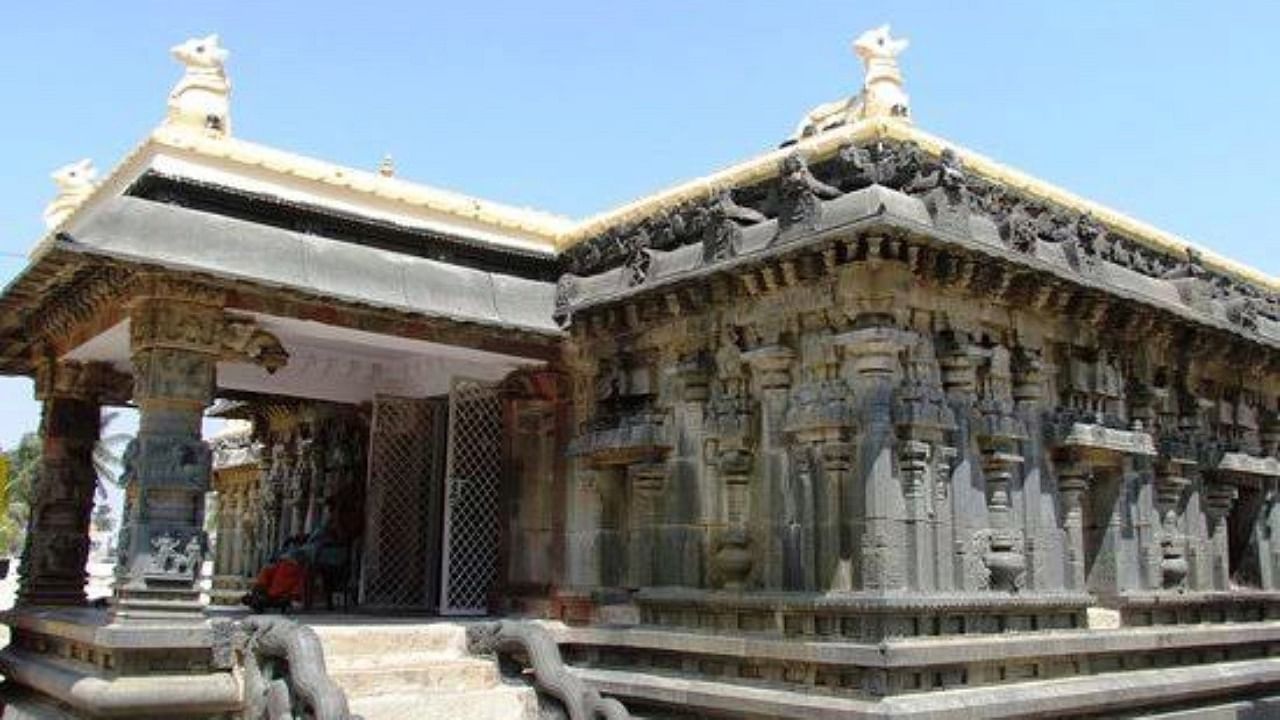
<box><xmin>93</xmin><ymin>410</ymin><xmax>133</xmax><ymax>499</ymax></box>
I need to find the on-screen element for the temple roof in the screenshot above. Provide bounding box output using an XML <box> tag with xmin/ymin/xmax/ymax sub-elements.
<box><xmin>33</xmin><ymin>125</ymin><xmax>572</xmax><ymax>262</ymax></box>
<box><xmin>6</xmin><ymin>30</ymin><xmax>1278</xmax><ymax>378</ymax></box>
<box><xmin>559</xmin><ymin>118</ymin><xmax>1276</xmax><ymax>293</ymax></box>
<box><xmin>37</xmin><ymin>116</ymin><xmax>1276</xmax><ymax>292</ymax></box>
<box><xmin>26</xmin><ymin>26</ymin><xmax>1276</xmax><ymax>291</ymax></box>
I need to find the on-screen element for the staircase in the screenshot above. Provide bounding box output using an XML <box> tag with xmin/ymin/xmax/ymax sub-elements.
<box><xmin>310</xmin><ymin>621</ymin><xmax>539</xmax><ymax>720</ymax></box>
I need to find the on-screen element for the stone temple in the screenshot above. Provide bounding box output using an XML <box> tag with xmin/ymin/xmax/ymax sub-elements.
<box><xmin>1</xmin><ymin>26</ymin><xmax>1279</xmax><ymax>720</ymax></box>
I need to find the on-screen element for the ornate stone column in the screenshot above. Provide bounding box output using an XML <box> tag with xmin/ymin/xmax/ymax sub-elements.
<box><xmin>835</xmin><ymin>321</ymin><xmax>914</xmax><ymax>592</ymax></box>
<box><xmin>742</xmin><ymin>343</ymin><xmax>794</xmax><ymax>590</ymax></box>
<box><xmin>974</xmin><ymin>344</ymin><xmax>1027</xmax><ymax>593</ymax></box>
<box><xmin>626</xmin><ymin>463</ymin><xmax>667</xmax><ymax>589</ymax></box>
<box><xmin>1056</xmin><ymin>459</ymin><xmax>1090</xmax><ymax>592</ymax></box>
<box><xmin>18</xmin><ymin>360</ymin><xmax>129</xmax><ymax>607</ymax></box>
<box><xmin>895</xmin><ymin>333</ymin><xmax>955</xmax><ymax>592</ymax></box>
<box><xmin>1154</xmin><ymin>460</ymin><xmax>1193</xmax><ymax>590</ymax></box>
<box><xmin>1203</xmin><ymin>480</ymin><xmax>1239</xmax><ymax>591</ymax></box>
<box><xmin>714</xmin><ymin>449</ymin><xmax>754</xmax><ymax>590</ymax></box>
<box><xmin>938</xmin><ymin>332</ymin><xmax>983</xmax><ymax>590</ymax></box>
<box><xmin>113</xmin><ymin>283</ymin><xmax>222</xmax><ymax>619</ymax></box>
<box><xmin>113</xmin><ymin>278</ymin><xmax>287</xmax><ymax>620</ymax></box>
<box><xmin>705</xmin><ymin>330</ymin><xmax>757</xmax><ymax>591</ymax></box>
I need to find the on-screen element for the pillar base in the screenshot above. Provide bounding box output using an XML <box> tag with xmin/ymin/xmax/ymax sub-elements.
<box><xmin>0</xmin><ymin>606</ymin><xmax>239</xmax><ymax>718</ymax></box>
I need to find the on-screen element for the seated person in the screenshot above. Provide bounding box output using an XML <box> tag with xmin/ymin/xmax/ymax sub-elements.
<box><xmin>241</xmin><ymin>537</ymin><xmax>307</xmax><ymax>613</ymax></box>
<box><xmin>296</xmin><ymin>516</ymin><xmax>352</xmax><ymax>610</ymax></box>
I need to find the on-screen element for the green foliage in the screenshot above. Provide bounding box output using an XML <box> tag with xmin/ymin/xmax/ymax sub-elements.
<box><xmin>94</xmin><ymin>410</ymin><xmax>131</xmax><ymax>497</ymax></box>
<box><xmin>1</xmin><ymin>433</ymin><xmax>40</xmax><ymax>555</ymax></box>
<box><xmin>0</xmin><ymin>409</ymin><xmax>134</xmax><ymax>556</ymax></box>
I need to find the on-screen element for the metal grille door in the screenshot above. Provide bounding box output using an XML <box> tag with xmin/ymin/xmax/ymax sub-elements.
<box><xmin>360</xmin><ymin>395</ymin><xmax>442</xmax><ymax>610</ymax></box>
<box><xmin>440</xmin><ymin>379</ymin><xmax>504</xmax><ymax>615</ymax></box>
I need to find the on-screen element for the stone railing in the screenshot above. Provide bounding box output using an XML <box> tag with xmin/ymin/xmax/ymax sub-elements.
<box><xmin>466</xmin><ymin>619</ymin><xmax>630</xmax><ymax>720</ymax></box>
<box><xmin>239</xmin><ymin>616</ymin><xmax>354</xmax><ymax>720</ymax></box>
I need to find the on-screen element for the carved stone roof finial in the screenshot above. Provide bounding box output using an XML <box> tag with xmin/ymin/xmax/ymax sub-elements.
<box><xmin>42</xmin><ymin>159</ymin><xmax>97</xmax><ymax>228</ymax></box>
<box><xmin>790</xmin><ymin>25</ymin><xmax>912</xmax><ymax>142</ymax></box>
<box><xmin>165</xmin><ymin>34</ymin><xmax>231</xmax><ymax>138</ymax></box>
<box><xmin>379</xmin><ymin>154</ymin><xmax>396</xmax><ymax>178</ymax></box>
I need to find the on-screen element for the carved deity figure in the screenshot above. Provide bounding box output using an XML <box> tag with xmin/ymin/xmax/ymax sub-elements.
<box><xmin>553</xmin><ymin>274</ymin><xmax>579</xmax><ymax>328</ymax></box>
<box><xmin>905</xmin><ymin>148</ymin><xmax>968</xmax><ymax>229</ymax></box>
<box><xmin>166</xmin><ymin>34</ymin><xmax>231</xmax><ymax>136</ymax></box>
<box><xmin>999</xmin><ymin>199</ymin><xmax>1040</xmax><ymax>253</ymax></box>
<box><xmin>791</xmin><ymin>25</ymin><xmax>911</xmax><ymax>140</ymax></box>
<box><xmin>701</xmin><ymin>188</ymin><xmax>766</xmax><ymax>263</ymax></box>
<box><xmin>776</xmin><ymin>153</ymin><xmax>841</xmax><ymax>232</ymax></box>
<box><xmin>148</xmin><ymin>532</ymin><xmax>196</xmax><ymax>577</ymax></box>
<box><xmin>42</xmin><ymin>159</ymin><xmax>97</xmax><ymax>229</ymax></box>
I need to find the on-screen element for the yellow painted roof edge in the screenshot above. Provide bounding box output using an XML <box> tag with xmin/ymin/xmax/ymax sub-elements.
<box><xmin>32</xmin><ymin>120</ymin><xmax>1278</xmax><ymax>292</ymax></box>
<box><xmin>148</xmin><ymin>126</ymin><xmax>575</xmax><ymax>243</ymax></box>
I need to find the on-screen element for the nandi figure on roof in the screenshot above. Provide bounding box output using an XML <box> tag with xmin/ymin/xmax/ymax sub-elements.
<box><xmin>791</xmin><ymin>25</ymin><xmax>912</xmax><ymax>142</ymax></box>
<box><xmin>166</xmin><ymin>34</ymin><xmax>232</xmax><ymax>137</ymax></box>
<box><xmin>42</xmin><ymin>158</ymin><xmax>97</xmax><ymax>229</ymax></box>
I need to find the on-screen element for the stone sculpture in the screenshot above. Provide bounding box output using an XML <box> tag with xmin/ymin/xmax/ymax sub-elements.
<box><xmin>167</xmin><ymin>34</ymin><xmax>231</xmax><ymax>136</ymax></box>
<box><xmin>43</xmin><ymin>159</ymin><xmax>97</xmax><ymax>228</ymax></box>
<box><xmin>791</xmin><ymin>25</ymin><xmax>911</xmax><ymax>140</ymax></box>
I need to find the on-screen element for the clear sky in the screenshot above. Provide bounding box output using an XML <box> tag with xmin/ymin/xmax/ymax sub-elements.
<box><xmin>2</xmin><ymin>1</ymin><xmax>1279</xmax><ymax>453</ymax></box>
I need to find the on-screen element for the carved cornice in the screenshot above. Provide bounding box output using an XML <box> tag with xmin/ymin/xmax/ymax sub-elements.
<box><xmin>35</xmin><ymin>265</ymin><xmax>136</xmax><ymax>351</ymax></box>
<box><xmin>131</xmin><ymin>273</ymin><xmax>226</xmax><ymax>307</ymax></box>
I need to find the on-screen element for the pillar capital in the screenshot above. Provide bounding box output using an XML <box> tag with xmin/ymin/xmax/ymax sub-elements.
<box><xmin>33</xmin><ymin>358</ymin><xmax>132</xmax><ymax>405</ymax></box>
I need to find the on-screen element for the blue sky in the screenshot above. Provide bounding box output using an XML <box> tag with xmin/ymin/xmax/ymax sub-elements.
<box><xmin>2</xmin><ymin>1</ymin><xmax>1279</xmax><ymax>453</ymax></box>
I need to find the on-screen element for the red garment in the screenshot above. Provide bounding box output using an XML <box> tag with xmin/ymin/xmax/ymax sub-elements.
<box><xmin>255</xmin><ymin>559</ymin><xmax>304</xmax><ymax>602</ymax></box>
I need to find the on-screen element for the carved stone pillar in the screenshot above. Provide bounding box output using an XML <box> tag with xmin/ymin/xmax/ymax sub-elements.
<box><xmin>932</xmin><ymin>446</ymin><xmax>958</xmax><ymax>591</ymax></box>
<box><xmin>1265</xmin><ymin>480</ymin><xmax>1280</xmax><ymax>591</ymax></box>
<box><xmin>974</xmin><ymin>345</ymin><xmax>1027</xmax><ymax>593</ymax></box>
<box><xmin>743</xmin><ymin>344</ymin><xmax>794</xmax><ymax>590</ymax></box>
<box><xmin>714</xmin><ymin>449</ymin><xmax>753</xmax><ymax>590</ymax></box>
<box><xmin>113</xmin><ymin>286</ymin><xmax>221</xmax><ymax>619</ymax></box>
<box><xmin>938</xmin><ymin>333</ymin><xmax>983</xmax><ymax>590</ymax></box>
<box><xmin>627</xmin><ymin>463</ymin><xmax>667</xmax><ymax>589</ymax></box>
<box><xmin>18</xmin><ymin>361</ymin><xmax>128</xmax><ymax>607</ymax></box>
<box><xmin>1203</xmin><ymin>480</ymin><xmax>1239</xmax><ymax>591</ymax></box>
<box><xmin>836</xmin><ymin>323</ymin><xmax>914</xmax><ymax>592</ymax></box>
<box><xmin>820</xmin><ymin>442</ymin><xmax>853</xmax><ymax>591</ymax></box>
<box><xmin>1057</xmin><ymin>461</ymin><xmax>1090</xmax><ymax>592</ymax></box>
<box><xmin>895</xmin><ymin>333</ymin><xmax>954</xmax><ymax>592</ymax></box>
<box><xmin>1154</xmin><ymin>461</ymin><xmax>1192</xmax><ymax>590</ymax></box>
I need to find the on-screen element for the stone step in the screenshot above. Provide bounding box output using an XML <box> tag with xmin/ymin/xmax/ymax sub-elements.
<box><xmin>311</xmin><ymin>622</ymin><xmax>470</xmax><ymax>660</ymax></box>
<box><xmin>330</xmin><ymin>657</ymin><xmax>499</xmax><ymax>699</ymax></box>
<box><xmin>348</xmin><ymin>685</ymin><xmax>539</xmax><ymax>720</ymax></box>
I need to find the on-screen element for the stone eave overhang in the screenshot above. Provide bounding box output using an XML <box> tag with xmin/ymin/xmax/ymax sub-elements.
<box><xmin>557</xmin><ymin>185</ymin><xmax>1280</xmax><ymax>357</ymax></box>
<box><xmin>0</xmin><ymin>243</ymin><xmax>98</xmax><ymax>374</ymax></box>
<box><xmin>0</xmin><ymin>227</ymin><xmax>563</xmax><ymax>377</ymax></box>
<box><xmin>559</xmin><ymin>118</ymin><xmax>1279</xmax><ymax>294</ymax></box>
